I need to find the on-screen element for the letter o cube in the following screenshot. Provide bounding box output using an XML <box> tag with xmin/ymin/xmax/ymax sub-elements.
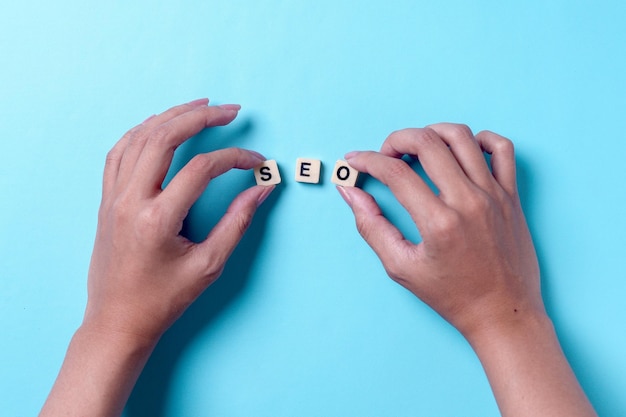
<box><xmin>331</xmin><ymin>160</ymin><xmax>359</xmax><ymax>187</ymax></box>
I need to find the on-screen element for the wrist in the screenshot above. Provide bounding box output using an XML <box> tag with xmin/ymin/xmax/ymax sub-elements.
<box><xmin>461</xmin><ymin>307</ymin><xmax>596</xmax><ymax>416</ymax></box>
<box><xmin>81</xmin><ymin>298</ymin><xmax>167</xmax><ymax>348</ymax></box>
<box><xmin>463</xmin><ymin>306</ymin><xmax>554</xmax><ymax>352</ymax></box>
<box><xmin>40</xmin><ymin>322</ymin><xmax>158</xmax><ymax>416</ymax></box>
<box><xmin>75</xmin><ymin>320</ymin><xmax>160</xmax><ymax>357</ymax></box>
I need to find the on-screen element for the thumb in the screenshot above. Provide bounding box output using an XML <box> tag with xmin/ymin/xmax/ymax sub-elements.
<box><xmin>337</xmin><ymin>186</ymin><xmax>414</xmax><ymax>280</ymax></box>
<box><xmin>191</xmin><ymin>185</ymin><xmax>274</xmax><ymax>283</ymax></box>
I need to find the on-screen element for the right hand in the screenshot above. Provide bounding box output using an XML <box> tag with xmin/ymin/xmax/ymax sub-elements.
<box><xmin>337</xmin><ymin>124</ymin><xmax>545</xmax><ymax>339</ymax></box>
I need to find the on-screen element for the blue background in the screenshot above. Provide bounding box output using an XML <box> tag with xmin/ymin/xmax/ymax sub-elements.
<box><xmin>1</xmin><ymin>1</ymin><xmax>625</xmax><ymax>415</ymax></box>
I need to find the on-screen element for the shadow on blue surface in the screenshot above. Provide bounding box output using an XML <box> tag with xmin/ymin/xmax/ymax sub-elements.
<box><xmin>516</xmin><ymin>153</ymin><xmax>618</xmax><ymax>415</ymax></box>
<box><xmin>125</xmin><ymin>145</ymin><xmax>615</xmax><ymax>416</ymax></box>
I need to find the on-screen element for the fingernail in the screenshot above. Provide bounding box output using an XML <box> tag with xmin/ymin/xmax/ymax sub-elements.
<box><xmin>257</xmin><ymin>185</ymin><xmax>275</xmax><ymax>207</ymax></box>
<box><xmin>336</xmin><ymin>186</ymin><xmax>353</xmax><ymax>207</ymax></box>
<box><xmin>188</xmin><ymin>98</ymin><xmax>209</xmax><ymax>106</ymax></box>
<box><xmin>218</xmin><ymin>103</ymin><xmax>241</xmax><ymax>111</ymax></box>
<box><xmin>344</xmin><ymin>151</ymin><xmax>361</xmax><ymax>161</ymax></box>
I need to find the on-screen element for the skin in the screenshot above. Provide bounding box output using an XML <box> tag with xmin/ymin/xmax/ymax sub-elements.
<box><xmin>40</xmin><ymin>99</ymin><xmax>274</xmax><ymax>417</ymax></box>
<box><xmin>40</xmin><ymin>101</ymin><xmax>595</xmax><ymax>416</ymax></box>
<box><xmin>337</xmin><ymin>124</ymin><xmax>597</xmax><ymax>417</ymax></box>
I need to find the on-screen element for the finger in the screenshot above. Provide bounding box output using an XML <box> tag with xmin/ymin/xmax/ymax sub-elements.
<box><xmin>113</xmin><ymin>99</ymin><xmax>211</xmax><ymax>192</ymax></box>
<box><xmin>337</xmin><ymin>186</ymin><xmax>415</xmax><ymax>281</ymax></box>
<box><xmin>344</xmin><ymin>150</ymin><xmax>444</xmax><ymax>231</ymax></box>
<box><xmin>190</xmin><ymin>185</ymin><xmax>274</xmax><ymax>282</ymax></box>
<box><xmin>475</xmin><ymin>130</ymin><xmax>517</xmax><ymax>196</ymax></box>
<box><xmin>160</xmin><ymin>147</ymin><xmax>266</xmax><ymax>223</ymax></box>
<box><xmin>130</xmin><ymin>105</ymin><xmax>241</xmax><ymax>196</ymax></box>
<box><xmin>379</xmin><ymin>129</ymin><xmax>473</xmax><ymax>200</ymax></box>
<box><xmin>143</xmin><ymin>98</ymin><xmax>210</xmax><ymax>129</ymax></box>
<box><xmin>102</xmin><ymin>132</ymin><xmax>132</xmax><ymax>200</ymax></box>
<box><xmin>425</xmin><ymin>123</ymin><xmax>495</xmax><ymax>192</ymax></box>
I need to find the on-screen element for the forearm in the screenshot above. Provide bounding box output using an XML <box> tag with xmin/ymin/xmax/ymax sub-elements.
<box><xmin>468</xmin><ymin>312</ymin><xmax>596</xmax><ymax>417</ymax></box>
<box><xmin>40</xmin><ymin>324</ymin><xmax>157</xmax><ymax>417</ymax></box>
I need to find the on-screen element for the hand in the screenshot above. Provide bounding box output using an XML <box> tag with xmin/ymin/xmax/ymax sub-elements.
<box><xmin>84</xmin><ymin>99</ymin><xmax>274</xmax><ymax>343</ymax></box>
<box><xmin>41</xmin><ymin>99</ymin><xmax>274</xmax><ymax>417</ymax></box>
<box><xmin>337</xmin><ymin>124</ymin><xmax>596</xmax><ymax>416</ymax></box>
<box><xmin>338</xmin><ymin>124</ymin><xmax>542</xmax><ymax>338</ymax></box>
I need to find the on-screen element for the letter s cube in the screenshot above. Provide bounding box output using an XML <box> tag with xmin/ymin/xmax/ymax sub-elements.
<box><xmin>254</xmin><ymin>160</ymin><xmax>282</xmax><ymax>186</ymax></box>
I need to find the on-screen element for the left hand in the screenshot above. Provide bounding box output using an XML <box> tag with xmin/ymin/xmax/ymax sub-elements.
<box><xmin>83</xmin><ymin>99</ymin><xmax>274</xmax><ymax>343</ymax></box>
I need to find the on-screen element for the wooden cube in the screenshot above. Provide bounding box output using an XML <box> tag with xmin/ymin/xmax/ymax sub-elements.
<box><xmin>295</xmin><ymin>158</ymin><xmax>321</xmax><ymax>184</ymax></box>
<box><xmin>331</xmin><ymin>160</ymin><xmax>359</xmax><ymax>187</ymax></box>
<box><xmin>253</xmin><ymin>160</ymin><xmax>282</xmax><ymax>186</ymax></box>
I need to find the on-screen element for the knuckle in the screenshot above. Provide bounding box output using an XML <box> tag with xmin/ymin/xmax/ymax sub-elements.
<box><xmin>135</xmin><ymin>204</ymin><xmax>168</xmax><ymax>238</ymax></box>
<box><xmin>478</xmin><ymin>130</ymin><xmax>515</xmax><ymax>155</ymax></box>
<box><xmin>105</xmin><ymin>196</ymin><xmax>136</xmax><ymax>230</ymax></box>
<box><xmin>382</xmin><ymin>158</ymin><xmax>412</xmax><ymax>182</ymax></box>
<box><xmin>447</xmin><ymin>123</ymin><xmax>474</xmax><ymax>140</ymax></box>
<box><xmin>385</xmin><ymin>128</ymin><xmax>420</xmax><ymax>146</ymax></box>
<box><xmin>465</xmin><ymin>190</ymin><xmax>492</xmax><ymax>215</ymax></box>
<box><xmin>191</xmin><ymin>255</ymin><xmax>225</xmax><ymax>290</ymax></box>
<box><xmin>203</xmin><ymin>257</ymin><xmax>226</xmax><ymax>280</ymax></box>
<box><xmin>109</xmin><ymin>195</ymin><xmax>131</xmax><ymax>220</ymax></box>
<box><xmin>230</xmin><ymin>146</ymin><xmax>247</xmax><ymax>163</ymax></box>
<box><xmin>122</xmin><ymin>125</ymin><xmax>142</xmax><ymax>141</ymax></box>
<box><xmin>418</xmin><ymin>128</ymin><xmax>444</xmax><ymax>147</ymax></box>
<box><xmin>203</xmin><ymin>106</ymin><xmax>221</xmax><ymax>124</ymax></box>
<box><xmin>151</xmin><ymin>124</ymin><xmax>174</xmax><ymax>144</ymax></box>
<box><xmin>187</xmin><ymin>153</ymin><xmax>215</xmax><ymax>174</ymax></box>
<box><xmin>381</xmin><ymin>130</ymin><xmax>408</xmax><ymax>156</ymax></box>
<box><xmin>383</xmin><ymin>257</ymin><xmax>406</xmax><ymax>282</ymax></box>
<box><xmin>125</xmin><ymin>127</ymin><xmax>149</xmax><ymax>148</ymax></box>
<box><xmin>355</xmin><ymin>216</ymin><xmax>371</xmax><ymax>240</ymax></box>
<box><xmin>387</xmin><ymin>128</ymin><xmax>412</xmax><ymax>142</ymax></box>
<box><xmin>105</xmin><ymin>148</ymin><xmax>121</xmax><ymax>167</ymax></box>
<box><xmin>427</xmin><ymin>210</ymin><xmax>462</xmax><ymax>243</ymax></box>
<box><xmin>494</xmin><ymin>136</ymin><xmax>515</xmax><ymax>156</ymax></box>
<box><xmin>220</xmin><ymin>147</ymin><xmax>245</xmax><ymax>166</ymax></box>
